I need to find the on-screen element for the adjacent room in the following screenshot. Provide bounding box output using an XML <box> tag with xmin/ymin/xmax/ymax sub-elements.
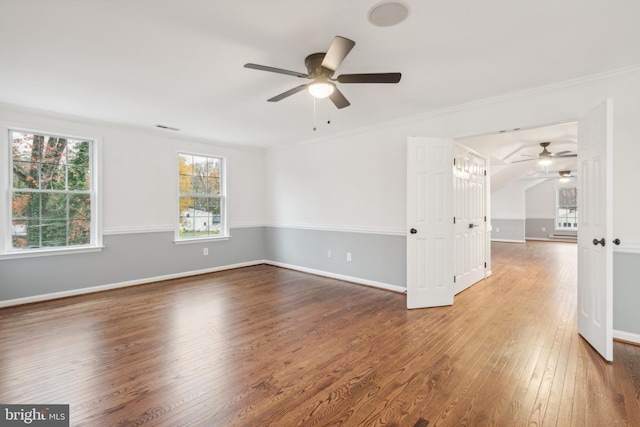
<box><xmin>1</xmin><ymin>1</ymin><xmax>639</xmax><ymax>425</ymax></box>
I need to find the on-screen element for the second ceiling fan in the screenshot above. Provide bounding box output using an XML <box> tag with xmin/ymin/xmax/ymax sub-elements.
<box><xmin>244</xmin><ymin>36</ymin><xmax>401</xmax><ymax>109</ymax></box>
<box><xmin>514</xmin><ymin>142</ymin><xmax>577</xmax><ymax>165</ymax></box>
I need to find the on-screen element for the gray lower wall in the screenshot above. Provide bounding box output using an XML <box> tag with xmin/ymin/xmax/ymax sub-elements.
<box><xmin>2</xmin><ymin>225</ymin><xmax>638</xmax><ymax>341</ymax></box>
<box><xmin>491</xmin><ymin>219</ymin><xmax>525</xmax><ymax>242</ymax></box>
<box><xmin>526</xmin><ymin>218</ymin><xmax>577</xmax><ymax>239</ymax></box>
<box><xmin>613</xmin><ymin>252</ymin><xmax>640</xmax><ymax>336</ymax></box>
<box><xmin>265</xmin><ymin>227</ymin><xmax>406</xmax><ymax>288</ymax></box>
<box><xmin>0</xmin><ymin>227</ymin><xmax>265</xmax><ymax>302</ymax></box>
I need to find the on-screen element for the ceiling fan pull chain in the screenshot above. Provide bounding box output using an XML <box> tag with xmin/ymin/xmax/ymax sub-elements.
<box><xmin>327</xmin><ymin>99</ymin><xmax>331</xmax><ymax>125</ymax></box>
<box><xmin>313</xmin><ymin>97</ymin><xmax>317</xmax><ymax>131</ymax></box>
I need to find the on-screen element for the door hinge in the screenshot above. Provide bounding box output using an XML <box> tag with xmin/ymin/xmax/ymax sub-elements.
<box><xmin>453</xmin><ymin>217</ymin><xmax>456</xmax><ymax>224</ymax></box>
<box><xmin>454</xmin><ymin>158</ymin><xmax>456</xmax><ymax>166</ymax></box>
<box><xmin>484</xmin><ymin>216</ymin><xmax>487</xmax><ymax>222</ymax></box>
<box><xmin>484</xmin><ymin>262</ymin><xmax>487</xmax><ymax>268</ymax></box>
<box><xmin>484</xmin><ymin>170</ymin><xmax>487</xmax><ymax>176</ymax></box>
<box><xmin>453</xmin><ymin>276</ymin><xmax>456</xmax><ymax>283</ymax></box>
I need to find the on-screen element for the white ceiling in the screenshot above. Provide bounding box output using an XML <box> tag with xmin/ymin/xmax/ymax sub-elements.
<box><xmin>0</xmin><ymin>1</ymin><xmax>639</xmax><ymax>148</ymax></box>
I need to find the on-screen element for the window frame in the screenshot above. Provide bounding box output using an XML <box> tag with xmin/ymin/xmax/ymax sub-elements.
<box><xmin>555</xmin><ymin>183</ymin><xmax>578</xmax><ymax>231</ymax></box>
<box><xmin>175</xmin><ymin>151</ymin><xmax>228</xmax><ymax>243</ymax></box>
<box><xmin>1</xmin><ymin>126</ymin><xmax>103</xmax><ymax>259</ymax></box>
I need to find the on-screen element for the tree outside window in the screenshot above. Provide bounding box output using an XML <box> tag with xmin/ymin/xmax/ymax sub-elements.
<box><xmin>178</xmin><ymin>153</ymin><xmax>226</xmax><ymax>239</ymax></box>
<box><xmin>10</xmin><ymin>131</ymin><xmax>94</xmax><ymax>250</ymax></box>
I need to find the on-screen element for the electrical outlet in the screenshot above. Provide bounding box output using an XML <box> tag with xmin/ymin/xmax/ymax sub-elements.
<box><xmin>347</xmin><ymin>252</ymin><xmax>352</xmax><ymax>262</ymax></box>
<box><xmin>203</xmin><ymin>248</ymin><xmax>208</xmax><ymax>256</ymax></box>
<box><xmin>496</xmin><ymin>227</ymin><xmax>500</xmax><ymax>233</ymax></box>
<box><xmin>542</xmin><ymin>227</ymin><xmax>546</xmax><ymax>232</ymax></box>
<box><xmin>328</xmin><ymin>250</ymin><xmax>332</xmax><ymax>258</ymax></box>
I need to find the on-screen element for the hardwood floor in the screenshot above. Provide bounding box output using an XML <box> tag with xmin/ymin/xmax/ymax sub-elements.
<box><xmin>1</xmin><ymin>241</ymin><xmax>639</xmax><ymax>426</ymax></box>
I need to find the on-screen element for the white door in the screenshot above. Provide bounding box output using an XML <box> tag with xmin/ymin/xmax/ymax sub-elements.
<box><xmin>577</xmin><ymin>99</ymin><xmax>613</xmax><ymax>361</ymax></box>
<box><xmin>453</xmin><ymin>145</ymin><xmax>486</xmax><ymax>294</ymax></box>
<box><xmin>407</xmin><ymin>137</ymin><xmax>454</xmax><ymax>309</ymax></box>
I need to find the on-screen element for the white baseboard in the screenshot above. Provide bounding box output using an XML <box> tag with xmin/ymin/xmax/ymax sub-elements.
<box><xmin>265</xmin><ymin>260</ymin><xmax>406</xmax><ymax>294</ymax></box>
<box><xmin>491</xmin><ymin>239</ymin><xmax>526</xmax><ymax>243</ymax></box>
<box><xmin>613</xmin><ymin>329</ymin><xmax>640</xmax><ymax>346</ymax></box>
<box><xmin>0</xmin><ymin>260</ymin><xmax>265</xmax><ymax>308</ymax></box>
<box><xmin>1</xmin><ymin>260</ymin><xmax>406</xmax><ymax>307</ymax></box>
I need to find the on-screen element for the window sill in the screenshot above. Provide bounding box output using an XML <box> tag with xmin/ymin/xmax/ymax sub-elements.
<box><xmin>174</xmin><ymin>235</ymin><xmax>231</xmax><ymax>245</ymax></box>
<box><xmin>0</xmin><ymin>245</ymin><xmax>105</xmax><ymax>261</ymax></box>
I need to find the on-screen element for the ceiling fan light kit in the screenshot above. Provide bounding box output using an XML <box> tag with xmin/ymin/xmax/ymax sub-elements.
<box><xmin>308</xmin><ymin>81</ymin><xmax>335</xmax><ymax>99</ymax></box>
<box><xmin>559</xmin><ymin>170</ymin><xmax>572</xmax><ymax>183</ymax></box>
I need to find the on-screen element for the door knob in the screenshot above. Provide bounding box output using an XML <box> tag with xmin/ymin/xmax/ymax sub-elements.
<box><xmin>592</xmin><ymin>238</ymin><xmax>605</xmax><ymax>246</ymax></box>
<box><xmin>410</xmin><ymin>228</ymin><xmax>417</xmax><ymax>234</ymax></box>
<box><xmin>468</xmin><ymin>223</ymin><xmax>477</xmax><ymax>229</ymax></box>
<box><xmin>613</xmin><ymin>238</ymin><xmax>621</xmax><ymax>245</ymax></box>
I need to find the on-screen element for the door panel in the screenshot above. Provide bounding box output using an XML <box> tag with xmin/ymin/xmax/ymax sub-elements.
<box><xmin>453</xmin><ymin>146</ymin><xmax>486</xmax><ymax>294</ymax></box>
<box><xmin>577</xmin><ymin>99</ymin><xmax>613</xmax><ymax>361</ymax></box>
<box><xmin>407</xmin><ymin>137</ymin><xmax>454</xmax><ymax>309</ymax></box>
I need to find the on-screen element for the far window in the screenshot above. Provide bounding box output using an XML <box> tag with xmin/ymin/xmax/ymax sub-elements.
<box><xmin>556</xmin><ymin>185</ymin><xmax>577</xmax><ymax>230</ymax></box>
<box><xmin>8</xmin><ymin>130</ymin><xmax>97</xmax><ymax>252</ymax></box>
<box><xmin>178</xmin><ymin>153</ymin><xmax>226</xmax><ymax>239</ymax></box>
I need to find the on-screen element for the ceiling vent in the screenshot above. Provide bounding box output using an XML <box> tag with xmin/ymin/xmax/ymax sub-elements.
<box><xmin>156</xmin><ymin>125</ymin><xmax>180</xmax><ymax>131</ymax></box>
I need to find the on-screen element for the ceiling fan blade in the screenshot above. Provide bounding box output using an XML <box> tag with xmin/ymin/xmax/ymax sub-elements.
<box><xmin>336</xmin><ymin>73</ymin><xmax>402</xmax><ymax>84</ymax></box>
<box><xmin>329</xmin><ymin>87</ymin><xmax>351</xmax><ymax>109</ymax></box>
<box><xmin>244</xmin><ymin>63</ymin><xmax>309</xmax><ymax>78</ymax></box>
<box><xmin>321</xmin><ymin>36</ymin><xmax>356</xmax><ymax>72</ymax></box>
<box><xmin>267</xmin><ymin>84</ymin><xmax>309</xmax><ymax>102</ymax></box>
<box><xmin>553</xmin><ymin>154</ymin><xmax>577</xmax><ymax>158</ymax></box>
<box><xmin>511</xmin><ymin>158</ymin><xmax>537</xmax><ymax>163</ymax></box>
<box><xmin>552</xmin><ymin>150</ymin><xmax>572</xmax><ymax>156</ymax></box>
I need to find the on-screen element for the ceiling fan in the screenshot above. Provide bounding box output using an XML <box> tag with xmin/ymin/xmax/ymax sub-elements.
<box><xmin>513</xmin><ymin>142</ymin><xmax>577</xmax><ymax>165</ymax></box>
<box><xmin>244</xmin><ymin>36</ymin><xmax>402</xmax><ymax>109</ymax></box>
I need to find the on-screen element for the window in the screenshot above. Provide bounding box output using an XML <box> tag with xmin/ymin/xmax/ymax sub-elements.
<box><xmin>178</xmin><ymin>153</ymin><xmax>226</xmax><ymax>240</ymax></box>
<box><xmin>556</xmin><ymin>185</ymin><xmax>577</xmax><ymax>230</ymax></box>
<box><xmin>7</xmin><ymin>129</ymin><xmax>99</xmax><ymax>253</ymax></box>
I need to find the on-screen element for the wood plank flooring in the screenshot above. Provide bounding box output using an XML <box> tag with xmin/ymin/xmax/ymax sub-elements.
<box><xmin>1</xmin><ymin>241</ymin><xmax>639</xmax><ymax>426</ymax></box>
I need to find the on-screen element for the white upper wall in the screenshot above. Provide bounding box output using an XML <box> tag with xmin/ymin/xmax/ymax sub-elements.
<box><xmin>526</xmin><ymin>179</ymin><xmax>559</xmax><ymax>219</ymax></box>
<box><xmin>265</xmin><ymin>128</ymin><xmax>406</xmax><ymax>234</ymax></box>
<box><xmin>265</xmin><ymin>67</ymin><xmax>640</xmax><ymax>246</ymax></box>
<box><xmin>0</xmin><ymin>106</ymin><xmax>265</xmax><ymax>234</ymax></box>
<box><xmin>492</xmin><ymin>180</ymin><xmax>527</xmax><ymax>219</ymax></box>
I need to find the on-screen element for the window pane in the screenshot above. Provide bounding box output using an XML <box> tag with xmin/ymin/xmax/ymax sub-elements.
<box><xmin>12</xmin><ymin>192</ymin><xmax>35</xmax><ymax>219</ymax></box>
<box><xmin>69</xmin><ymin>194</ymin><xmax>91</xmax><ymax>218</ymax></box>
<box><xmin>42</xmin><ymin>193</ymin><xmax>68</xmax><ymax>220</ymax></box>
<box><xmin>11</xmin><ymin>132</ymin><xmax>40</xmax><ymax>162</ymax></box>
<box><xmin>23</xmin><ymin>219</ymin><xmax>42</xmax><ymax>249</ymax></box>
<box><xmin>13</xmin><ymin>161</ymin><xmax>39</xmax><ymax>189</ymax></box>
<box><xmin>68</xmin><ymin>140</ymin><xmax>90</xmax><ymax>190</ymax></box>
<box><xmin>179</xmin><ymin>174</ymin><xmax>192</xmax><ymax>194</ymax></box>
<box><xmin>192</xmin><ymin>174</ymin><xmax>209</xmax><ymax>195</ymax></box>
<box><xmin>12</xmin><ymin>234</ymin><xmax>28</xmax><ymax>249</ymax></box>
<box><xmin>41</xmin><ymin>220</ymin><xmax>67</xmax><ymax>247</ymax></box>
<box><xmin>207</xmin><ymin>176</ymin><xmax>220</xmax><ymax>195</ymax></box>
<box><xmin>41</xmin><ymin>162</ymin><xmax>66</xmax><ymax>190</ymax></box>
<box><xmin>69</xmin><ymin>219</ymin><xmax>91</xmax><ymax>245</ymax></box>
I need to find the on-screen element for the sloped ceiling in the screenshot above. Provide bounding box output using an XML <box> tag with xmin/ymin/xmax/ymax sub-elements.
<box><xmin>0</xmin><ymin>1</ymin><xmax>638</xmax><ymax>148</ymax></box>
<box><xmin>458</xmin><ymin>122</ymin><xmax>578</xmax><ymax>191</ymax></box>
